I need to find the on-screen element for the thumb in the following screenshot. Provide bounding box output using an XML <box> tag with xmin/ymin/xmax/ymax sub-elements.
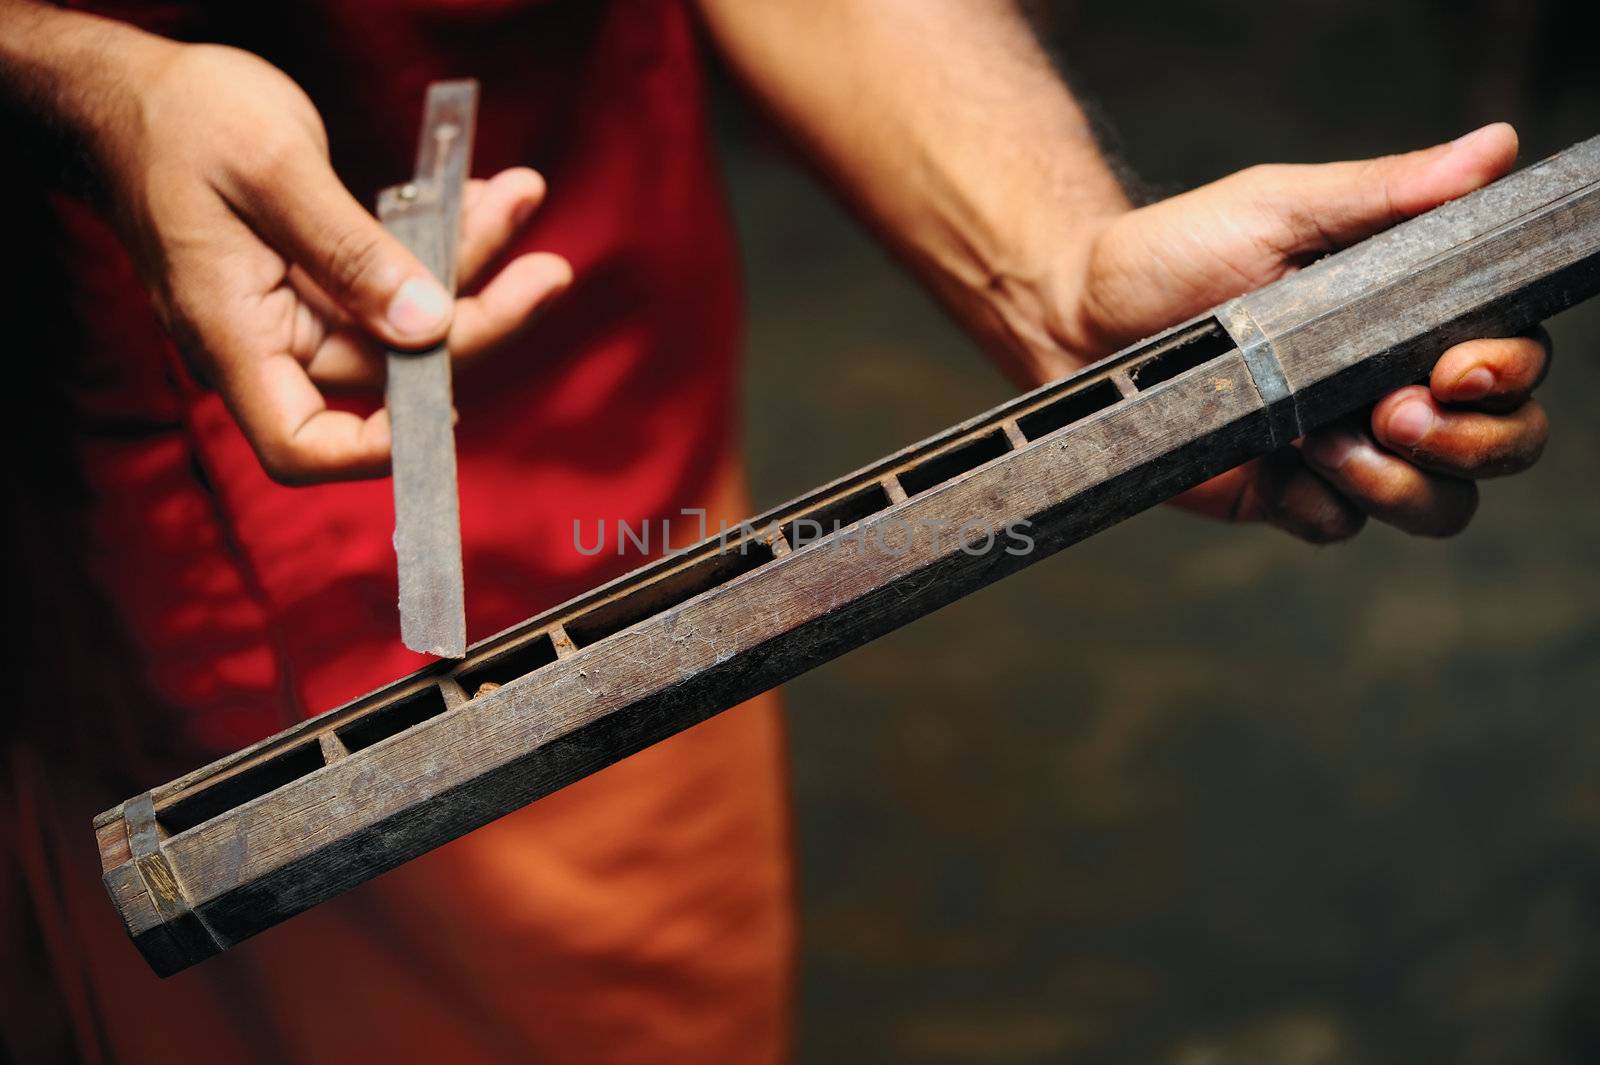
<box><xmin>229</xmin><ymin>147</ymin><xmax>454</xmax><ymax>348</ymax></box>
<box><xmin>1243</xmin><ymin>122</ymin><xmax>1520</xmax><ymax>256</ymax></box>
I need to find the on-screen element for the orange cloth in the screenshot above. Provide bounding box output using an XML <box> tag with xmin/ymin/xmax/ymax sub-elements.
<box><xmin>5</xmin><ymin>694</ymin><xmax>794</xmax><ymax>1065</ymax></box>
<box><xmin>3</xmin><ymin>466</ymin><xmax>796</xmax><ymax>1065</ymax></box>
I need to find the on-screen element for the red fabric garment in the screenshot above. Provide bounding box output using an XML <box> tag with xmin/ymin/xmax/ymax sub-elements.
<box><xmin>1</xmin><ymin>2</ymin><xmax>795</xmax><ymax>1062</ymax></box>
<box><xmin>59</xmin><ymin>0</ymin><xmax>745</xmax><ymax>747</ymax></box>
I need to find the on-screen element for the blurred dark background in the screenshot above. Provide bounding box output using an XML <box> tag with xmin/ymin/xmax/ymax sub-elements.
<box><xmin>714</xmin><ymin>2</ymin><xmax>1600</xmax><ymax>1062</ymax></box>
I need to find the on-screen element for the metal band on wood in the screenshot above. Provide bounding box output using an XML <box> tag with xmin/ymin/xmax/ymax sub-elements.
<box><xmin>1219</xmin><ymin>298</ymin><xmax>1303</xmax><ymax>446</ymax></box>
<box><xmin>124</xmin><ymin>793</ymin><xmax>224</xmax><ymax>967</ymax></box>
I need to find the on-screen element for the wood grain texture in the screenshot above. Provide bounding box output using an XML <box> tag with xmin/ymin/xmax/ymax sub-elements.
<box><xmin>96</xmin><ymin>134</ymin><xmax>1600</xmax><ymax>977</ymax></box>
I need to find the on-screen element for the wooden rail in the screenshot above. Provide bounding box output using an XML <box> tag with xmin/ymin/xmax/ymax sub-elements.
<box><xmin>97</xmin><ymin>134</ymin><xmax>1600</xmax><ymax>976</ymax></box>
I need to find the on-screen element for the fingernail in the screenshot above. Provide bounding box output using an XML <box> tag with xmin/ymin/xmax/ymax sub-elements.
<box><xmin>387</xmin><ymin>277</ymin><xmax>451</xmax><ymax>337</ymax></box>
<box><xmin>1450</xmin><ymin>366</ymin><xmax>1495</xmax><ymax>401</ymax></box>
<box><xmin>1386</xmin><ymin>399</ymin><xmax>1435</xmax><ymax>448</ymax></box>
<box><xmin>1306</xmin><ymin>431</ymin><xmax>1361</xmax><ymax>471</ymax></box>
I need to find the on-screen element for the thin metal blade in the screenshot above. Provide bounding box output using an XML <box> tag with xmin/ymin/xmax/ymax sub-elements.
<box><xmin>377</xmin><ymin>80</ymin><xmax>478</xmax><ymax>658</ymax></box>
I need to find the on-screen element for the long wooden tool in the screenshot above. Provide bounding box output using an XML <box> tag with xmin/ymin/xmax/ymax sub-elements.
<box><xmin>379</xmin><ymin>80</ymin><xmax>475</xmax><ymax>658</ymax></box>
<box><xmin>97</xmin><ymin>135</ymin><xmax>1600</xmax><ymax>976</ymax></box>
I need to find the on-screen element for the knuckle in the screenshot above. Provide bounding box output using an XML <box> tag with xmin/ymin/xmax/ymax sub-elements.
<box><xmin>1460</xmin><ymin>409</ymin><xmax>1547</xmax><ymax>477</ymax></box>
<box><xmin>1494</xmin><ymin>433</ymin><xmax>1548</xmax><ymax>477</ymax></box>
<box><xmin>1412</xmin><ymin>489</ymin><xmax>1479</xmax><ymax>539</ymax></box>
<box><xmin>1492</xmin><ymin>337</ymin><xmax>1545</xmax><ymax>382</ymax></box>
<box><xmin>1357</xmin><ymin>469</ymin><xmax>1416</xmax><ymax>514</ymax></box>
<box><xmin>1224</xmin><ymin>165</ymin><xmax>1285</xmax><ymax>216</ymax></box>
<box><xmin>246</xmin><ymin>128</ymin><xmax>302</xmax><ymax>183</ymax></box>
<box><xmin>1237</xmin><ymin>163</ymin><xmax>1284</xmax><ymax>192</ymax></box>
<box><xmin>1274</xmin><ymin>198</ymin><xmax>1319</xmax><ymax>250</ymax></box>
<box><xmin>1297</xmin><ymin>512</ymin><xmax>1360</xmax><ymax>545</ymax></box>
<box><xmin>1268</xmin><ymin>473</ymin><xmax>1364</xmax><ymax>545</ymax></box>
<box><xmin>322</xmin><ymin>227</ymin><xmax>388</xmax><ymax>299</ymax></box>
<box><xmin>1353</xmin><ymin>157</ymin><xmax>1392</xmax><ymax>193</ymax></box>
<box><xmin>1235</xmin><ymin>165</ymin><xmax>1294</xmax><ymax>218</ymax></box>
<box><xmin>228</xmin><ymin>126</ymin><xmax>315</xmax><ymax>200</ymax></box>
<box><xmin>1358</xmin><ymin>158</ymin><xmax>1403</xmax><ymax>222</ymax></box>
<box><xmin>1522</xmin><ymin>401</ymin><xmax>1551</xmax><ymax>450</ymax></box>
<box><xmin>255</xmin><ymin>440</ymin><xmax>312</xmax><ymax>487</ymax></box>
<box><xmin>1374</xmin><ymin>474</ymin><xmax>1479</xmax><ymax>537</ymax></box>
<box><xmin>1315</xmin><ymin>507</ymin><xmax>1366</xmax><ymax>544</ymax></box>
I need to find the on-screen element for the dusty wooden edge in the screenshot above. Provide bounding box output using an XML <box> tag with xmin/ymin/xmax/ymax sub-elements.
<box><xmin>92</xmin><ymin>132</ymin><xmax>1600</xmax><ymax>976</ymax></box>
<box><xmin>93</xmin><ymin>314</ymin><xmax>1217</xmax><ymax>832</ymax></box>
<box><xmin>128</xmin><ymin>353</ymin><xmax>1276</xmax><ymax>961</ymax></box>
<box><xmin>91</xmin><ymin>134</ymin><xmax>1600</xmax><ymax>839</ymax></box>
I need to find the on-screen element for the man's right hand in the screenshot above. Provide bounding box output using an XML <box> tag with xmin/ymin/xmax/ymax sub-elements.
<box><xmin>14</xmin><ymin>20</ymin><xmax>570</xmax><ymax>483</ymax></box>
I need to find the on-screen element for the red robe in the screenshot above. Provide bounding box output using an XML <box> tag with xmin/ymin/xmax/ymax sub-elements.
<box><xmin>1</xmin><ymin>2</ymin><xmax>793</xmax><ymax>1061</ymax></box>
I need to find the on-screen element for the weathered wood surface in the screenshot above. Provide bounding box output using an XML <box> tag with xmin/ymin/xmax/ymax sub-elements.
<box><xmin>96</xmin><ymin>135</ymin><xmax>1600</xmax><ymax>976</ymax></box>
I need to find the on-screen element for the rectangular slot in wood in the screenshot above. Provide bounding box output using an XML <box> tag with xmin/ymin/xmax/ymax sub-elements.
<box><xmin>455</xmin><ymin>633</ymin><xmax>560</xmax><ymax>695</ymax></box>
<box><xmin>336</xmin><ymin>684</ymin><xmax>450</xmax><ymax>754</ymax></box>
<box><xmin>157</xmin><ymin>742</ymin><xmax>326</xmax><ymax>836</ymax></box>
<box><xmin>898</xmin><ymin>430</ymin><xmax>1011</xmax><ymax>496</ymax></box>
<box><xmin>1130</xmin><ymin>319</ymin><xmax>1236</xmax><ymax>390</ymax></box>
<box><xmin>781</xmin><ymin>482</ymin><xmax>893</xmax><ymax>549</ymax></box>
<box><xmin>1016</xmin><ymin>379</ymin><xmax>1122</xmax><ymax>441</ymax></box>
<box><xmin>565</xmin><ymin>542</ymin><xmax>776</xmax><ymax>648</ymax></box>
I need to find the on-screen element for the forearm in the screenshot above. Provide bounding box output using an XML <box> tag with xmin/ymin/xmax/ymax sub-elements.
<box><xmin>0</xmin><ymin>1</ymin><xmax>176</xmax><ymax>184</ymax></box>
<box><xmin>695</xmin><ymin>0</ymin><xmax>1129</xmax><ymax>385</ymax></box>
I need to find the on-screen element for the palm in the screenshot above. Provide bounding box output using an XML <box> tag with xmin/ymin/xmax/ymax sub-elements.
<box><xmin>1068</xmin><ymin>187</ymin><xmax>1345</xmax><ymax>530</ymax></box>
<box><xmin>1056</xmin><ymin>130</ymin><xmax>1547</xmax><ymax>541</ymax></box>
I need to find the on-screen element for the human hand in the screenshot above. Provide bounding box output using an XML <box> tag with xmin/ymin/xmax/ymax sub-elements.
<box><xmin>89</xmin><ymin>42</ymin><xmax>570</xmax><ymax>483</ymax></box>
<box><xmin>1050</xmin><ymin>124</ymin><xmax>1549</xmax><ymax>542</ymax></box>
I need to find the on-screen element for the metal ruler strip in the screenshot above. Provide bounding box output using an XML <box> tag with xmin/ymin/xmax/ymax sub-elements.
<box><xmin>378</xmin><ymin>80</ymin><xmax>478</xmax><ymax>658</ymax></box>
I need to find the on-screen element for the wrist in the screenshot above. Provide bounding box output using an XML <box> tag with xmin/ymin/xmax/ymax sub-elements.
<box><xmin>967</xmin><ymin>208</ymin><xmax>1127</xmax><ymax>389</ymax></box>
<box><xmin>0</xmin><ymin>3</ymin><xmax>181</xmax><ymax>182</ymax></box>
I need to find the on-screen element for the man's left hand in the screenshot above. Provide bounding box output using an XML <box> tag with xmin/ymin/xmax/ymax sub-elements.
<box><xmin>1048</xmin><ymin>123</ymin><xmax>1549</xmax><ymax>542</ymax></box>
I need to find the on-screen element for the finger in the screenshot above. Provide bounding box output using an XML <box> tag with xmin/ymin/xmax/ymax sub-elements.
<box><xmin>1239</xmin><ymin>123</ymin><xmax>1518</xmax><ymax>259</ymax></box>
<box><xmin>299</xmin><ymin>332</ymin><xmax>385</xmax><ymax>391</ymax></box>
<box><xmin>462</xmin><ymin>177</ymin><xmax>489</xmax><ymax>216</ymax></box>
<box><xmin>1170</xmin><ymin>466</ymin><xmax>1259</xmax><ymax>523</ymax></box>
<box><xmin>222</xmin><ymin>142</ymin><xmax>454</xmax><ymax>349</ymax></box>
<box><xmin>1246</xmin><ymin>450</ymin><xmax>1368</xmax><ymax>544</ymax></box>
<box><xmin>1371</xmin><ymin>385</ymin><xmax>1549</xmax><ymax>478</ymax></box>
<box><xmin>283</xmin><ymin>262</ymin><xmax>352</xmax><ymax>333</ymax></box>
<box><xmin>1303</xmin><ymin>426</ymin><xmax>1479</xmax><ymax>536</ymax></box>
<box><xmin>1269</xmin><ymin>467</ymin><xmax>1368</xmax><ymax>544</ymax></box>
<box><xmin>283</xmin><ymin>182</ymin><xmax>555</xmax><ymax>369</ymax></box>
<box><xmin>447</xmin><ymin>251</ymin><xmax>573</xmax><ymax>357</ymax></box>
<box><xmin>1429</xmin><ymin>329</ymin><xmax>1551</xmax><ymax>410</ymax></box>
<box><xmin>303</xmin><ymin>252</ymin><xmax>573</xmax><ymax>390</ymax></box>
<box><xmin>215</xmin><ymin>346</ymin><xmax>392</xmax><ymax>483</ymax></box>
<box><xmin>457</xmin><ymin>168</ymin><xmax>547</xmax><ymax>290</ymax></box>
